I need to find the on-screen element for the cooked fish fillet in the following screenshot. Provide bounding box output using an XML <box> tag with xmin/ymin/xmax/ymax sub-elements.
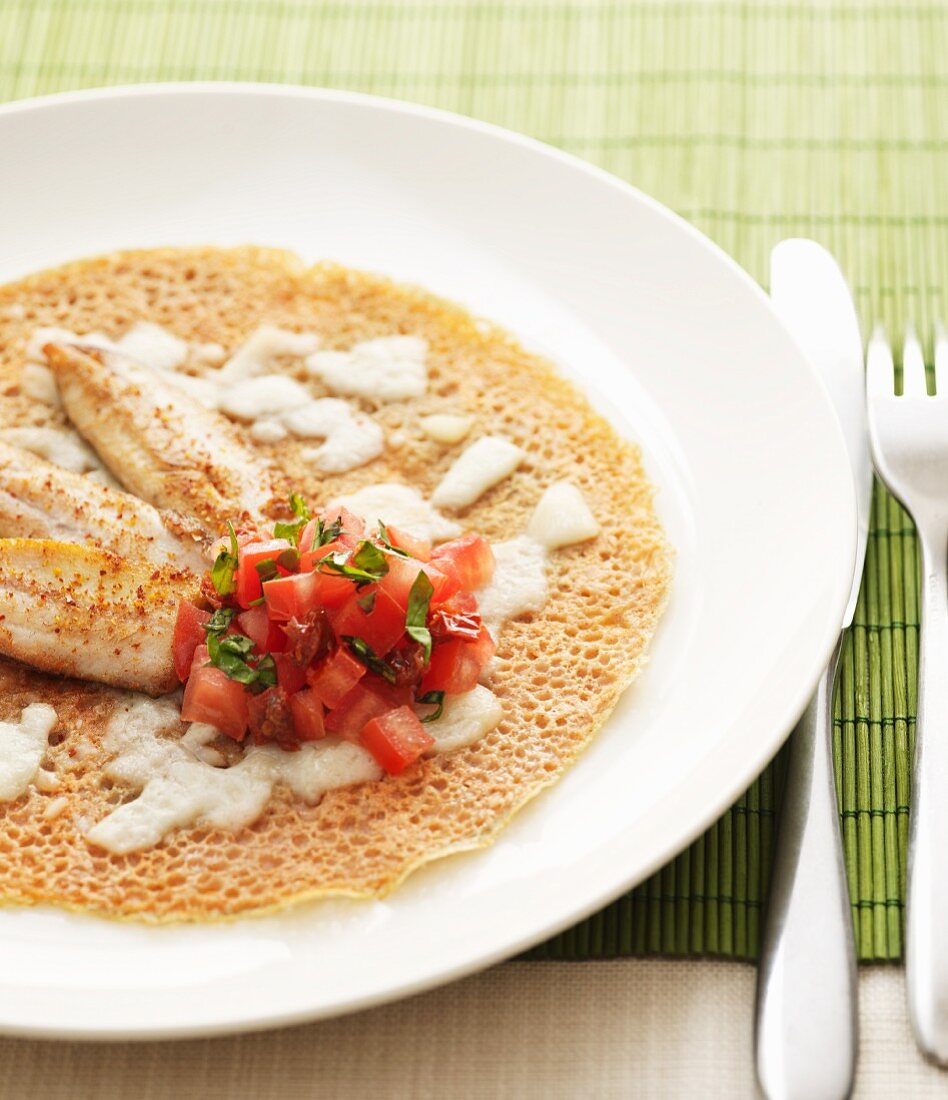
<box><xmin>0</xmin><ymin>539</ymin><xmax>191</xmax><ymax>696</ymax></box>
<box><xmin>0</xmin><ymin>441</ymin><xmax>209</xmax><ymax>571</ymax></box>
<box><xmin>46</xmin><ymin>343</ymin><xmax>286</xmax><ymax>535</ymax></box>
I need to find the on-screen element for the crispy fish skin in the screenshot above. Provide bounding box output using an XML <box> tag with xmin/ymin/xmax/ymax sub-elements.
<box><xmin>0</xmin><ymin>440</ymin><xmax>209</xmax><ymax>572</ymax></box>
<box><xmin>46</xmin><ymin>343</ymin><xmax>286</xmax><ymax>535</ymax></box>
<box><xmin>0</xmin><ymin>539</ymin><xmax>194</xmax><ymax>696</ymax></box>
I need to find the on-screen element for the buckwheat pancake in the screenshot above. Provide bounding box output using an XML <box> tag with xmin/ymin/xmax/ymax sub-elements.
<box><xmin>0</xmin><ymin>247</ymin><xmax>670</xmax><ymax>920</ymax></box>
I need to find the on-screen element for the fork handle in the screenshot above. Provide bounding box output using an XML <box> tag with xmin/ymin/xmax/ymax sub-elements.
<box><xmin>755</xmin><ymin>642</ymin><xmax>858</xmax><ymax>1100</ymax></box>
<box><xmin>906</xmin><ymin>527</ymin><xmax>948</xmax><ymax>1063</ymax></box>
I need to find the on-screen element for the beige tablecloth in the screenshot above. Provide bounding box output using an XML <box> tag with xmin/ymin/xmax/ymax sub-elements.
<box><xmin>0</xmin><ymin>960</ymin><xmax>942</xmax><ymax>1098</ymax></box>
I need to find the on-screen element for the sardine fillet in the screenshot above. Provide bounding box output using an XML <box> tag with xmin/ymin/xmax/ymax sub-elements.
<box><xmin>0</xmin><ymin>539</ymin><xmax>194</xmax><ymax>696</ymax></box>
<box><xmin>0</xmin><ymin>440</ymin><xmax>209</xmax><ymax>571</ymax></box>
<box><xmin>46</xmin><ymin>343</ymin><xmax>286</xmax><ymax>535</ymax></box>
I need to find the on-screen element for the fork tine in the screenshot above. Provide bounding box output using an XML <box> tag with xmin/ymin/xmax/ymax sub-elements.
<box><xmin>867</xmin><ymin>324</ymin><xmax>895</xmax><ymax>396</ymax></box>
<box><xmin>935</xmin><ymin>322</ymin><xmax>948</xmax><ymax>396</ymax></box>
<box><xmin>903</xmin><ymin>324</ymin><xmax>928</xmax><ymax>396</ymax></box>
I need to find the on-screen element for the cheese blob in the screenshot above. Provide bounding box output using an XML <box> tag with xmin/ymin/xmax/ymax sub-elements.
<box><xmin>431</xmin><ymin>435</ymin><xmax>525</xmax><ymax>510</ymax></box>
<box><xmin>0</xmin><ymin>703</ymin><xmax>58</xmax><ymax>802</ymax></box>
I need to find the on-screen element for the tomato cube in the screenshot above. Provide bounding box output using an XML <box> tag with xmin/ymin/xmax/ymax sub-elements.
<box><xmin>273</xmin><ymin>652</ymin><xmax>307</xmax><ymax>694</ymax></box>
<box><xmin>432</xmin><ymin>533</ymin><xmax>495</xmax><ymax>591</ymax></box>
<box><xmin>237</xmin><ymin>605</ymin><xmax>288</xmax><ymax>653</ymax></box>
<box><xmin>385</xmin><ymin>525</ymin><xmax>431</xmax><ymax>562</ymax></box>
<box><xmin>235</xmin><ymin>538</ymin><xmax>293</xmax><ymax>608</ymax></box>
<box><xmin>306</xmin><ymin>647</ymin><xmax>366</xmax><ymax>708</ymax></box>
<box><xmin>378</xmin><ymin>555</ymin><xmax>460</xmax><ymax>610</ymax></box>
<box><xmin>289</xmin><ymin>689</ymin><xmax>326</xmax><ymax>741</ymax></box>
<box><xmin>360</xmin><ymin>706</ymin><xmax>434</xmax><ymax>775</ymax></box>
<box><xmin>324</xmin><ymin>678</ymin><xmax>397</xmax><ymax>741</ymax></box>
<box><xmin>181</xmin><ymin>664</ymin><xmax>249</xmax><ymax>741</ymax></box>
<box><xmin>173</xmin><ymin>601</ymin><xmax>211</xmax><ymax>682</ymax></box>
<box><xmin>263</xmin><ymin>571</ymin><xmax>318</xmax><ymax>622</ymax></box>
<box><xmin>300</xmin><ymin>508</ymin><xmax>365</xmax><ymax>553</ymax></box>
<box><xmin>327</xmin><ymin>587</ymin><xmax>406</xmax><ymax>657</ymax></box>
<box><xmin>420</xmin><ymin>626</ymin><xmax>496</xmax><ymax>695</ymax></box>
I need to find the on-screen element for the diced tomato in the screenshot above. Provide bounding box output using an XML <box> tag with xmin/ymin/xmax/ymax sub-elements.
<box><xmin>432</xmin><ymin>533</ymin><xmax>495</xmax><ymax>591</ymax></box>
<box><xmin>386</xmin><ymin>525</ymin><xmax>431</xmax><ymax>562</ymax></box>
<box><xmin>181</xmin><ymin>664</ymin><xmax>249</xmax><ymax>741</ymax></box>
<box><xmin>289</xmin><ymin>689</ymin><xmax>326</xmax><ymax>741</ymax></box>
<box><xmin>263</xmin><ymin>571</ymin><xmax>319</xmax><ymax>622</ymax></box>
<box><xmin>247</xmin><ymin>686</ymin><xmax>295</xmax><ymax>747</ymax></box>
<box><xmin>378</xmin><ymin>555</ymin><xmax>460</xmax><ymax>610</ymax></box>
<box><xmin>325</xmin><ymin>678</ymin><xmax>398</xmax><ymax>741</ymax></box>
<box><xmin>429</xmin><ymin>592</ymin><xmax>482</xmax><ymax>641</ymax></box>
<box><xmin>299</xmin><ymin>507</ymin><xmax>365</xmax><ymax>553</ymax></box>
<box><xmin>173</xmin><ymin>601</ymin><xmax>211</xmax><ymax>682</ymax></box>
<box><xmin>360</xmin><ymin>706</ymin><xmax>434</xmax><ymax>775</ymax></box>
<box><xmin>273</xmin><ymin>652</ymin><xmax>307</xmax><ymax>694</ymax></box>
<box><xmin>420</xmin><ymin>625</ymin><xmax>496</xmax><ymax>695</ymax></box>
<box><xmin>235</xmin><ymin>538</ymin><xmax>293</xmax><ymax>608</ymax></box>
<box><xmin>306</xmin><ymin>647</ymin><xmax>366</xmax><ymax>708</ymax></box>
<box><xmin>237</xmin><ymin>605</ymin><xmax>288</xmax><ymax>653</ymax></box>
<box><xmin>327</xmin><ymin>587</ymin><xmax>406</xmax><ymax>657</ymax></box>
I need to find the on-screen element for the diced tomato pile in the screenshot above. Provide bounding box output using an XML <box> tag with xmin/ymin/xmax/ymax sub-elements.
<box><xmin>174</xmin><ymin>499</ymin><xmax>496</xmax><ymax>775</ymax></box>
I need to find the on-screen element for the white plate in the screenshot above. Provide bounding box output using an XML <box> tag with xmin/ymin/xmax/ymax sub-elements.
<box><xmin>0</xmin><ymin>85</ymin><xmax>855</xmax><ymax>1040</ymax></box>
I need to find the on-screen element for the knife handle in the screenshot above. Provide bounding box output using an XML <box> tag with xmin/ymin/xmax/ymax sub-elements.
<box><xmin>905</xmin><ymin>528</ymin><xmax>948</xmax><ymax>1063</ymax></box>
<box><xmin>755</xmin><ymin>642</ymin><xmax>858</xmax><ymax>1100</ymax></box>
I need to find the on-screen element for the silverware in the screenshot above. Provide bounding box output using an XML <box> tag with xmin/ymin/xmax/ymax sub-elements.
<box><xmin>755</xmin><ymin>239</ymin><xmax>870</xmax><ymax>1100</ymax></box>
<box><xmin>867</xmin><ymin>324</ymin><xmax>948</xmax><ymax>1064</ymax></box>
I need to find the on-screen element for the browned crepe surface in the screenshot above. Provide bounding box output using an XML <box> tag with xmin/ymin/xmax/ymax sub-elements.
<box><xmin>0</xmin><ymin>247</ymin><xmax>671</xmax><ymax>919</ymax></box>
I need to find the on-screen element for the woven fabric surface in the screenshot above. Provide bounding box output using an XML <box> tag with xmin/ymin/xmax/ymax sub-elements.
<box><xmin>1</xmin><ymin>0</ymin><xmax>944</xmax><ymax>962</ymax></box>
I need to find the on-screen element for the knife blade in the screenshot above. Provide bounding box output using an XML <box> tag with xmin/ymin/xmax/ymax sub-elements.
<box><xmin>755</xmin><ymin>239</ymin><xmax>870</xmax><ymax>1100</ymax></box>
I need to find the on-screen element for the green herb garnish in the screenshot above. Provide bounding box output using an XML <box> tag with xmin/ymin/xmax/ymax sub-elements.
<box><xmin>405</xmin><ymin>571</ymin><xmax>434</xmax><ymax>663</ymax></box>
<box><xmin>210</xmin><ymin>522</ymin><xmax>239</xmax><ymax>596</ymax></box>
<box><xmin>357</xmin><ymin>590</ymin><xmax>377</xmax><ymax>614</ymax></box>
<box><xmin>342</xmin><ymin>635</ymin><xmax>396</xmax><ymax>684</ymax></box>
<box><xmin>416</xmin><ymin>690</ymin><xmax>445</xmax><ymax>723</ymax></box>
<box><xmin>202</xmin><ymin>607</ymin><xmax>236</xmax><ymax>638</ymax></box>
<box><xmin>273</xmin><ymin>493</ymin><xmax>312</xmax><ymax>545</ymax></box>
<box><xmin>319</xmin><ymin>540</ymin><xmax>389</xmax><ymax>588</ymax></box>
<box><xmin>206</xmin><ymin>631</ymin><xmax>276</xmax><ymax>693</ymax></box>
<box><xmin>309</xmin><ymin>514</ymin><xmax>343</xmax><ymax>551</ymax></box>
<box><xmin>376</xmin><ymin>520</ymin><xmax>410</xmax><ymax>558</ymax></box>
<box><xmin>254</xmin><ymin>557</ymin><xmax>280</xmax><ymax>583</ymax></box>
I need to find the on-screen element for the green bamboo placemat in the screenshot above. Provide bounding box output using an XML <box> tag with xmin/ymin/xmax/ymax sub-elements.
<box><xmin>2</xmin><ymin>0</ymin><xmax>945</xmax><ymax>962</ymax></box>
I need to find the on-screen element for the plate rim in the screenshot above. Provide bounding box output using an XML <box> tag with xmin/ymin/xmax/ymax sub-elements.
<box><xmin>0</xmin><ymin>81</ymin><xmax>857</xmax><ymax>1040</ymax></box>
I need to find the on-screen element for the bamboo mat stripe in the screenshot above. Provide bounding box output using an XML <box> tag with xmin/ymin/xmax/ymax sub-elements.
<box><xmin>2</xmin><ymin>0</ymin><xmax>945</xmax><ymax>962</ymax></box>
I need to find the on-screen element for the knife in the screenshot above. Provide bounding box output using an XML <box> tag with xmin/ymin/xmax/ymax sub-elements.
<box><xmin>755</xmin><ymin>240</ymin><xmax>871</xmax><ymax>1100</ymax></box>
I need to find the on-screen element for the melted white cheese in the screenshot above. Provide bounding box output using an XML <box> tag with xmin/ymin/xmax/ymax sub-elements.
<box><xmin>86</xmin><ymin>696</ymin><xmax>382</xmax><ymax>855</ymax></box>
<box><xmin>0</xmin><ymin>703</ymin><xmax>58</xmax><ymax>802</ymax></box>
<box><xmin>218</xmin><ymin>325</ymin><xmax>321</xmax><ymax>382</ymax></box>
<box><xmin>117</xmin><ymin>322</ymin><xmax>188</xmax><ymax>371</ymax></box>
<box><xmin>25</xmin><ymin>326</ymin><xmax>116</xmax><ymax>363</ymax></box>
<box><xmin>0</xmin><ymin>426</ymin><xmax>106</xmax><ymax>475</ymax></box>
<box><xmin>478</xmin><ymin>535</ymin><xmax>550</xmax><ymax>635</ymax></box>
<box><xmin>332</xmin><ymin>483</ymin><xmax>461</xmax><ymax>542</ymax></box>
<box><xmin>249</xmin><ymin>418</ymin><xmax>290</xmax><ymax>444</ymax></box>
<box><xmin>419</xmin><ymin>413</ymin><xmax>473</xmax><ymax>445</ymax></box>
<box><xmin>20</xmin><ymin>362</ymin><xmax>61</xmax><ymax>408</ymax></box>
<box><xmin>217</xmin><ymin>374</ymin><xmax>313</xmax><ymax>421</ymax></box>
<box><xmin>422</xmin><ymin>686</ymin><xmax>503</xmax><ymax>754</ymax></box>
<box><xmin>291</xmin><ymin>400</ymin><xmax>385</xmax><ymax>472</ymax></box>
<box><xmin>42</xmin><ymin>795</ymin><xmax>68</xmax><ymax>820</ymax></box>
<box><xmin>306</xmin><ymin>335</ymin><xmax>428</xmax><ymax>403</ymax></box>
<box><xmin>431</xmin><ymin>435</ymin><xmax>525</xmax><ymax>510</ymax></box>
<box><xmin>527</xmin><ymin>481</ymin><xmax>601</xmax><ymax>550</ymax></box>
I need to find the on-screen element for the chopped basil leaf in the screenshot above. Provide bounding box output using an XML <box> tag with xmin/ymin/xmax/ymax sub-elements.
<box><xmin>405</xmin><ymin>571</ymin><xmax>434</xmax><ymax>663</ymax></box>
<box><xmin>273</xmin><ymin>493</ymin><xmax>312</xmax><ymax>544</ymax></box>
<box><xmin>254</xmin><ymin>557</ymin><xmax>280</xmax><ymax>583</ymax></box>
<box><xmin>357</xmin><ymin>590</ymin><xmax>377</xmax><ymax>614</ymax></box>
<box><xmin>319</xmin><ymin>540</ymin><xmax>389</xmax><ymax>588</ymax></box>
<box><xmin>277</xmin><ymin>547</ymin><xmax>300</xmax><ymax>571</ymax></box>
<box><xmin>247</xmin><ymin>595</ymin><xmax>266</xmax><ymax>608</ymax></box>
<box><xmin>202</xmin><ymin>607</ymin><xmax>236</xmax><ymax>638</ymax></box>
<box><xmin>376</xmin><ymin>520</ymin><xmax>410</xmax><ymax>558</ymax></box>
<box><xmin>342</xmin><ymin>635</ymin><xmax>396</xmax><ymax>684</ymax></box>
<box><xmin>416</xmin><ymin>690</ymin><xmax>445</xmax><ymax>723</ymax></box>
<box><xmin>206</xmin><ymin>631</ymin><xmax>275</xmax><ymax>693</ymax></box>
<box><xmin>210</xmin><ymin>521</ymin><xmax>239</xmax><ymax>596</ymax></box>
<box><xmin>310</xmin><ymin>514</ymin><xmax>343</xmax><ymax>551</ymax></box>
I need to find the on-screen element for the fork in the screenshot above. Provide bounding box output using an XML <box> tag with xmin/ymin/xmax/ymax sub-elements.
<box><xmin>867</xmin><ymin>323</ymin><xmax>948</xmax><ymax>1063</ymax></box>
